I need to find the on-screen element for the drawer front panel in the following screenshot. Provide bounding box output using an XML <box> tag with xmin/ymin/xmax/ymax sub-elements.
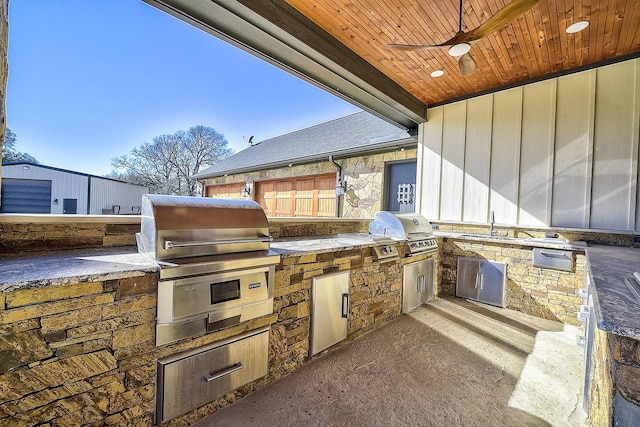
<box><xmin>157</xmin><ymin>328</ymin><xmax>269</xmax><ymax>423</ymax></box>
<box><xmin>532</xmin><ymin>248</ymin><xmax>574</xmax><ymax>272</ymax></box>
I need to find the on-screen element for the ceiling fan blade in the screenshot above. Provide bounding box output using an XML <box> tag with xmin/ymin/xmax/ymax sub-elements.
<box><xmin>388</xmin><ymin>0</ymin><xmax>539</xmax><ymax>51</ymax></box>
<box><xmin>457</xmin><ymin>53</ymin><xmax>477</xmax><ymax>76</ymax></box>
<box><xmin>458</xmin><ymin>0</ymin><xmax>540</xmax><ymax>43</ymax></box>
<box><xmin>388</xmin><ymin>43</ymin><xmax>445</xmax><ymax>51</ymax></box>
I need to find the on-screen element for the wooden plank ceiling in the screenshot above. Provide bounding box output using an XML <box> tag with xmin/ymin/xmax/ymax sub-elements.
<box><xmin>284</xmin><ymin>0</ymin><xmax>640</xmax><ymax>106</ymax></box>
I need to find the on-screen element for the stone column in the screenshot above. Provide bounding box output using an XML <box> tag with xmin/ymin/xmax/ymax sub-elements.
<box><xmin>0</xmin><ymin>0</ymin><xmax>8</xmax><ymax>196</ymax></box>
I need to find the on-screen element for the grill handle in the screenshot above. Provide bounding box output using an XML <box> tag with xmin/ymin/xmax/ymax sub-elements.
<box><xmin>164</xmin><ymin>237</ymin><xmax>272</xmax><ymax>250</ymax></box>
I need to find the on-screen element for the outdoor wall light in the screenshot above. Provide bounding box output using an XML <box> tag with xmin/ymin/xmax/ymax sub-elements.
<box><xmin>23</xmin><ymin>165</ymin><xmax>29</xmax><ymax>170</ymax></box>
<box><xmin>242</xmin><ymin>181</ymin><xmax>253</xmax><ymax>197</ymax></box>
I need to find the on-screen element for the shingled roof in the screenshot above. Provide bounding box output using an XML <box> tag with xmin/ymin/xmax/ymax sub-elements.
<box><xmin>193</xmin><ymin>111</ymin><xmax>416</xmax><ymax>179</ymax></box>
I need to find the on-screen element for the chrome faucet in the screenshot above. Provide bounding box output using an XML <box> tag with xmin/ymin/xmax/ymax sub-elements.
<box><xmin>489</xmin><ymin>210</ymin><xmax>497</xmax><ymax>236</ymax></box>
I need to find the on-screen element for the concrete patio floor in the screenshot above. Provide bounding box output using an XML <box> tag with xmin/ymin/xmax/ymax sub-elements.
<box><xmin>193</xmin><ymin>296</ymin><xmax>587</xmax><ymax>427</ymax></box>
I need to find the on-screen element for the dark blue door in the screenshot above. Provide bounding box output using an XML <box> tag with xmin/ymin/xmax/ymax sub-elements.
<box><xmin>63</xmin><ymin>198</ymin><xmax>77</xmax><ymax>214</ymax></box>
<box><xmin>385</xmin><ymin>161</ymin><xmax>417</xmax><ymax>212</ymax></box>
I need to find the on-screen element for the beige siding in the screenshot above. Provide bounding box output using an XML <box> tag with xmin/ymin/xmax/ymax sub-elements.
<box><xmin>439</xmin><ymin>102</ymin><xmax>466</xmax><ymax>221</ymax></box>
<box><xmin>418</xmin><ymin>58</ymin><xmax>640</xmax><ymax>232</ymax></box>
<box><xmin>421</xmin><ymin>109</ymin><xmax>443</xmax><ymax>219</ymax></box>
<box><xmin>463</xmin><ymin>95</ymin><xmax>492</xmax><ymax>223</ymax></box>
<box><xmin>591</xmin><ymin>60</ymin><xmax>639</xmax><ymax>230</ymax></box>
<box><xmin>519</xmin><ymin>79</ymin><xmax>556</xmax><ymax>226</ymax></box>
<box><xmin>552</xmin><ymin>70</ymin><xmax>595</xmax><ymax>228</ymax></box>
<box><xmin>490</xmin><ymin>88</ymin><xmax>522</xmax><ymax>225</ymax></box>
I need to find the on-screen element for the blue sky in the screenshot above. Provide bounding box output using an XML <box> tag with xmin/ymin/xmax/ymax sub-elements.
<box><xmin>6</xmin><ymin>0</ymin><xmax>360</xmax><ymax>175</ymax></box>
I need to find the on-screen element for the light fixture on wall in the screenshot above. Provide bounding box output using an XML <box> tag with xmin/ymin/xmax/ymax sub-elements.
<box><xmin>241</xmin><ymin>180</ymin><xmax>253</xmax><ymax>197</ymax></box>
<box><xmin>430</xmin><ymin>70</ymin><xmax>444</xmax><ymax>78</ymax></box>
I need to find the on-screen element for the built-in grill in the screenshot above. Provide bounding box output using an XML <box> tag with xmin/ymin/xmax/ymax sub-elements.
<box><xmin>368</xmin><ymin>211</ymin><xmax>438</xmax><ymax>255</ymax></box>
<box><xmin>137</xmin><ymin>194</ymin><xmax>279</xmax><ymax>345</ymax></box>
<box><xmin>369</xmin><ymin>212</ymin><xmax>437</xmax><ymax>314</ymax></box>
<box><xmin>137</xmin><ymin>194</ymin><xmax>279</xmax><ymax>424</ymax></box>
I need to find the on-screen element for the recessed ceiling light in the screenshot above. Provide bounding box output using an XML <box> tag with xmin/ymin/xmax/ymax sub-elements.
<box><xmin>431</xmin><ymin>70</ymin><xmax>444</xmax><ymax>78</ymax></box>
<box><xmin>566</xmin><ymin>21</ymin><xmax>589</xmax><ymax>34</ymax></box>
<box><xmin>448</xmin><ymin>43</ymin><xmax>471</xmax><ymax>57</ymax></box>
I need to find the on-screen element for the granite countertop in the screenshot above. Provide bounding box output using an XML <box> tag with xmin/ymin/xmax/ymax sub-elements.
<box><xmin>437</xmin><ymin>231</ymin><xmax>588</xmax><ymax>250</ymax></box>
<box><xmin>0</xmin><ymin>247</ymin><xmax>158</xmax><ymax>292</ymax></box>
<box><xmin>587</xmin><ymin>245</ymin><xmax>640</xmax><ymax>340</ymax></box>
<box><xmin>271</xmin><ymin>233</ymin><xmax>379</xmax><ymax>256</ymax></box>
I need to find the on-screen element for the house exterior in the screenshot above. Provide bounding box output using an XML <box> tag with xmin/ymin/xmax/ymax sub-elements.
<box><xmin>1</xmin><ymin>162</ymin><xmax>148</xmax><ymax>214</ymax></box>
<box><xmin>193</xmin><ymin>111</ymin><xmax>418</xmax><ymax>218</ymax></box>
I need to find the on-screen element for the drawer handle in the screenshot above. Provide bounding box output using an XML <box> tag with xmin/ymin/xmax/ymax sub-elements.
<box><xmin>475</xmin><ymin>273</ymin><xmax>483</xmax><ymax>290</ymax></box>
<box><xmin>204</xmin><ymin>362</ymin><xmax>243</xmax><ymax>383</ymax></box>
<box><xmin>540</xmin><ymin>251</ymin><xmax>569</xmax><ymax>259</ymax></box>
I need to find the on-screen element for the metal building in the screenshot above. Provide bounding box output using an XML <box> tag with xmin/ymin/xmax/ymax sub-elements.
<box><xmin>1</xmin><ymin>162</ymin><xmax>148</xmax><ymax>214</ymax></box>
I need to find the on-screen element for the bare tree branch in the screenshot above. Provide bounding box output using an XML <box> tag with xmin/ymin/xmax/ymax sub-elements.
<box><xmin>110</xmin><ymin>126</ymin><xmax>233</xmax><ymax>195</ymax></box>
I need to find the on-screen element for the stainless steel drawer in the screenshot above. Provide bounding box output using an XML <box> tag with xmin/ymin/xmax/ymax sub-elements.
<box><xmin>156</xmin><ymin>327</ymin><xmax>269</xmax><ymax>424</ymax></box>
<box><xmin>532</xmin><ymin>248</ymin><xmax>574</xmax><ymax>272</ymax></box>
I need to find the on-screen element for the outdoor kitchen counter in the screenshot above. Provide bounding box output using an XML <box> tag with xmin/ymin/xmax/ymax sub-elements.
<box><xmin>0</xmin><ymin>247</ymin><xmax>158</xmax><ymax>292</ymax></box>
<box><xmin>437</xmin><ymin>231</ymin><xmax>588</xmax><ymax>250</ymax></box>
<box><xmin>587</xmin><ymin>244</ymin><xmax>640</xmax><ymax>340</ymax></box>
<box><xmin>271</xmin><ymin>234</ymin><xmax>383</xmax><ymax>256</ymax></box>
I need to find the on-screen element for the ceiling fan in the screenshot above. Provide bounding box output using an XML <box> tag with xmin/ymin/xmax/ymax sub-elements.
<box><xmin>389</xmin><ymin>0</ymin><xmax>540</xmax><ymax>76</ymax></box>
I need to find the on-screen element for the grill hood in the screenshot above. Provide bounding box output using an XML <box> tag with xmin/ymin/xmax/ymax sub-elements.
<box><xmin>368</xmin><ymin>212</ymin><xmax>433</xmax><ymax>240</ymax></box>
<box><xmin>137</xmin><ymin>194</ymin><xmax>271</xmax><ymax>261</ymax></box>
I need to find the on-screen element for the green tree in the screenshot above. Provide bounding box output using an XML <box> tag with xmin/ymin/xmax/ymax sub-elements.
<box><xmin>110</xmin><ymin>125</ymin><xmax>232</xmax><ymax>196</ymax></box>
<box><xmin>2</xmin><ymin>129</ymin><xmax>39</xmax><ymax>164</ymax></box>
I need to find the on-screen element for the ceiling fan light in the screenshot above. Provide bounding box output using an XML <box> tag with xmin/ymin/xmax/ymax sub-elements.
<box><xmin>448</xmin><ymin>43</ymin><xmax>471</xmax><ymax>57</ymax></box>
<box><xmin>430</xmin><ymin>70</ymin><xmax>444</xmax><ymax>77</ymax></box>
<box><xmin>566</xmin><ymin>21</ymin><xmax>589</xmax><ymax>34</ymax></box>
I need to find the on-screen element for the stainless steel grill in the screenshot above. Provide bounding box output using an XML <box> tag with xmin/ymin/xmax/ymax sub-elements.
<box><xmin>368</xmin><ymin>211</ymin><xmax>438</xmax><ymax>255</ymax></box>
<box><xmin>369</xmin><ymin>212</ymin><xmax>437</xmax><ymax>314</ymax></box>
<box><xmin>136</xmin><ymin>194</ymin><xmax>279</xmax><ymax>346</ymax></box>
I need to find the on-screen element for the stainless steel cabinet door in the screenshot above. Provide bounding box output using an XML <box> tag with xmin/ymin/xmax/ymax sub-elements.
<box><xmin>456</xmin><ymin>257</ymin><xmax>506</xmax><ymax>307</ymax></box>
<box><xmin>310</xmin><ymin>271</ymin><xmax>350</xmax><ymax>356</ymax></box>
<box><xmin>402</xmin><ymin>258</ymin><xmax>435</xmax><ymax>313</ymax></box>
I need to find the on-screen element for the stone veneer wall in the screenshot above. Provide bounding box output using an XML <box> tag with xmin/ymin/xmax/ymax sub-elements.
<box><xmin>588</xmin><ymin>325</ymin><xmax>614</xmax><ymax>425</ymax></box>
<box><xmin>200</xmin><ymin>149</ymin><xmax>417</xmax><ymax>219</ymax></box>
<box><xmin>0</xmin><ymin>0</ymin><xmax>7</xmax><ymax>189</ymax></box>
<box><xmin>441</xmin><ymin>238</ymin><xmax>586</xmax><ymax>325</ymax></box>
<box><xmin>0</xmin><ymin>242</ymin><xmax>432</xmax><ymax>425</ymax></box>
<box><xmin>0</xmin><ymin>216</ymin><xmax>369</xmax><ymax>253</ymax></box>
<box><xmin>589</xmin><ymin>327</ymin><xmax>640</xmax><ymax>425</ymax></box>
<box><xmin>0</xmin><ymin>216</ymin><xmax>140</xmax><ymax>253</ymax></box>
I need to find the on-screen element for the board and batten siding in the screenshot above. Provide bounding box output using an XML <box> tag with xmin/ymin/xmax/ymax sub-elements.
<box><xmin>418</xmin><ymin>58</ymin><xmax>640</xmax><ymax>232</ymax></box>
